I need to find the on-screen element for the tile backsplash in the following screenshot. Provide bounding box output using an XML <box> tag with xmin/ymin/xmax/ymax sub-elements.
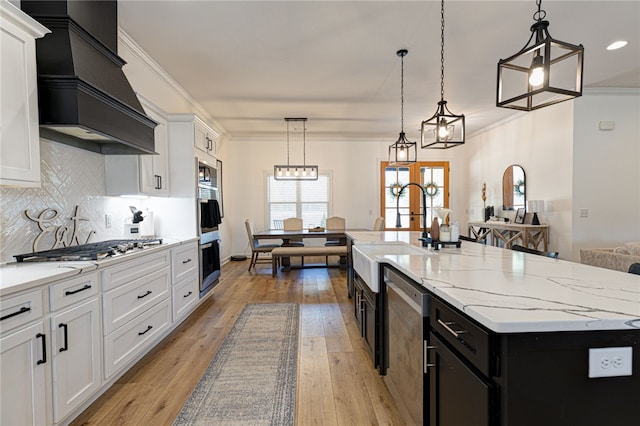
<box><xmin>0</xmin><ymin>139</ymin><xmax>151</xmax><ymax>264</ymax></box>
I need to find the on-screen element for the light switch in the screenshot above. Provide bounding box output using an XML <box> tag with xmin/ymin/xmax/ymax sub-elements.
<box><xmin>598</xmin><ymin>121</ymin><xmax>615</xmax><ymax>131</ymax></box>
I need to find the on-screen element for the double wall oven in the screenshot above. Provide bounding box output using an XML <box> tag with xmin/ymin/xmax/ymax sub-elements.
<box><xmin>197</xmin><ymin>160</ymin><xmax>221</xmax><ymax>298</ymax></box>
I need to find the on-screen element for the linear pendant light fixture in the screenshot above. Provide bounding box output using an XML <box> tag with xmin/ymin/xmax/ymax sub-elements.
<box><xmin>421</xmin><ymin>0</ymin><xmax>465</xmax><ymax>149</ymax></box>
<box><xmin>274</xmin><ymin>117</ymin><xmax>318</xmax><ymax>181</ymax></box>
<box><xmin>496</xmin><ymin>0</ymin><xmax>584</xmax><ymax>111</ymax></box>
<box><xmin>389</xmin><ymin>49</ymin><xmax>417</xmax><ymax>166</ymax></box>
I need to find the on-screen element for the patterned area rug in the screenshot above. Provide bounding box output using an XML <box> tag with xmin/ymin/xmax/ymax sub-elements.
<box><xmin>173</xmin><ymin>303</ymin><xmax>299</xmax><ymax>426</ymax></box>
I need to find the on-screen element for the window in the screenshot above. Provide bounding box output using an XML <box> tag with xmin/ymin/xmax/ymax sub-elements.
<box><xmin>267</xmin><ymin>173</ymin><xmax>330</xmax><ymax>229</ymax></box>
<box><xmin>380</xmin><ymin>161</ymin><xmax>449</xmax><ymax>231</ymax></box>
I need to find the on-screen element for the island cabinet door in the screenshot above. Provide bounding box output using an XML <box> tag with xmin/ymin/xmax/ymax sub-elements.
<box><xmin>428</xmin><ymin>331</ymin><xmax>494</xmax><ymax>426</ymax></box>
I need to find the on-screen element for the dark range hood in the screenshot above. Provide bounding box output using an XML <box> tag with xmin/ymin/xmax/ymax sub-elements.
<box><xmin>21</xmin><ymin>0</ymin><xmax>157</xmax><ymax>155</ymax></box>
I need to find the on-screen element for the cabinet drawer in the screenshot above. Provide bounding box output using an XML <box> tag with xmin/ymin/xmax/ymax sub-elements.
<box><xmin>172</xmin><ymin>272</ymin><xmax>199</xmax><ymax>321</ymax></box>
<box><xmin>103</xmin><ymin>267</ymin><xmax>170</xmax><ymax>335</ymax></box>
<box><xmin>0</xmin><ymin>289</ymin><xmax>44</xmax><ymax>334</ymax></box>
<box><xmin>103</xmin><ymin>298</ymin><xmax>171</xmax><ymax>379</ymax></box>
<box><xmin>50</xmin><ymin>272</ymin><xmax>99</xmax><ymax>311</ymax></box>
<box><xmin>101</xmin><ymin>250</ymin><xmax>170</xmax><ymax>292</ymax></box>
<box><xmin>172</xmin><ymin>242</ymin><xmax>198</xmax><ymax>283</ymax></box>
<box><xmin>431</xmin><ymin>297</ymin><xmax>492</xmax><ymax>377</ymax></box>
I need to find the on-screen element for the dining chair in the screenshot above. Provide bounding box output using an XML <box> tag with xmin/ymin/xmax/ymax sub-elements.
<box><xmin>273</xmin><ymin>219</ymin><xmax>284</xmax><ymax>230</ymax></box>
<box><xmin>245</xmin><ymin>219</ymin><xmax>281</xmax><ymax>271</ymax></box>
<box><xmin>373</xmin><ymin>216</ymin><xmax>385</xmax><ymax>231</ymax></box>
<box><xmin>512</xmin><ymin>244</ymin><xmax>559</xmax><ymax>259</ymax></box>
<box><xmin>325</xmin><ymin>216</ymin><xmax>346</xmax><ymax>265</ymax></box>
<box><xmin>283</xmin><ymin>217</ymin><xmax>305</xmax><ymax>265</ymax></box>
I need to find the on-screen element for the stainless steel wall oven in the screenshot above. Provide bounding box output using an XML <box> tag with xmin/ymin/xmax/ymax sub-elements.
<box><xmin>197</xmin><ymin>160</ymin><xmax>222</xmax><ymax>297</ymax></box>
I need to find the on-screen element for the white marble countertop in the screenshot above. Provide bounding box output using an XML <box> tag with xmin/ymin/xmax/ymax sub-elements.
<box><xmin>347</xmin><ymin>231</ymin><xmax>640</xmax><ymax>333</ymax></box>
<box><xmin>0</xmin><ymin>238</ymin><xmax>195</xmax><ymax>296</ymax></box>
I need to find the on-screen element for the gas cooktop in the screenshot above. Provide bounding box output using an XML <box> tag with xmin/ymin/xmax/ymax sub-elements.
<box><xmin>14</xmin><ymin>239</ymin><xmax>163</xmax><ymax>262</ymax></box>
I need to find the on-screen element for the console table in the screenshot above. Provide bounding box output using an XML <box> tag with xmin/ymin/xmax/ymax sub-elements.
<box><xmin>468</xmin><ymin>221</ymin><xmax>549</xmax><ymax>251</ymax></box>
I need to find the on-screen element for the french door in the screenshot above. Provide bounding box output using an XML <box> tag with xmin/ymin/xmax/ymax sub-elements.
<box><xmin>380</xmin><ymin>162</ymin><xmax>449</xmax><ymax>231</ymax></box>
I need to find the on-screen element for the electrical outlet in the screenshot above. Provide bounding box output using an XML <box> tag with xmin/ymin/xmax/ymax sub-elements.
<box><xmin>579</xmin><ymin>208</ymin><xmax>589</xmax><ymax>218</ymax></box>
<box><xmin>105</xmin><ymin>214</ymin><xmax>112</xmax><ymax>228</ymax></box>
<box><xmin>588</xmin><ymin>347</ymin><xmax>633</xmax><ymax>378</ymax></box>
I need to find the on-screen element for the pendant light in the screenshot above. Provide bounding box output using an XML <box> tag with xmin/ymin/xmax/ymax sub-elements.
<box><xmin>421</xmin><ymin>0</ymin><xmax>465</xmax><ymax>149</ymax></box>
<box><xmin>274</xmin><ymin>117</ymin><xmax>318</xmax><ymax>181</ymax></box>
<box><xmin>389</xmin><ymin>49</ymin><xmax>417</xmax><ymax>166</ymax></box>
<box><xmin>496</xmin><ymin>0</ymin><xmax>584</xmax><ymax>111</ymax></box>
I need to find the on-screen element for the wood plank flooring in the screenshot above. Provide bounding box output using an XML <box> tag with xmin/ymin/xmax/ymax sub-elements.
<box><xmin>71</xmin><ymin>258</ymin><xmax>405</xmax><ymax>425</ymax></box>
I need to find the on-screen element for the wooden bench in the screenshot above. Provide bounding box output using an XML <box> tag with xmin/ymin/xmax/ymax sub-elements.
<box><xmin>271</xmin><ymin>245</ymin><xmax>348</xmax><ymax>277</ymax></box>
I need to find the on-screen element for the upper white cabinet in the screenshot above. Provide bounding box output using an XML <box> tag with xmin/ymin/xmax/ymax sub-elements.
<box><xmin>169</xmin><ymin>113</ymin><xmax>219</xmax><ymax>160</ymax></box>
<box><xmin>105</xmin><ymin>98</ymin><xmax>169</xmax><ymax>196</ymax></box>
<box><xmin>0</xmin><ymin>1</ymin><xmax>49</xmax><ymax>187</ymax></box>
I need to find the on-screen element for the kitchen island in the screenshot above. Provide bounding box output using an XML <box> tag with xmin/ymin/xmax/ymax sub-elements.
<box><xmin>347</xmin><ymin>231</ymin><xmax>640</xmax><ymax>426</ymax></box>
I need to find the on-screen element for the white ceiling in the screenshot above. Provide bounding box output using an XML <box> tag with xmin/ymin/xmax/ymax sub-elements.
<box><xmin>118</xmin><ymin>1</ymin><xmax>640</xmax><ymax>142</ymax></box>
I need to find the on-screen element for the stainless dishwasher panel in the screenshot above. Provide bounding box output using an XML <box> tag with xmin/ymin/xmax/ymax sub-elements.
<box><xmin>383</xmin><ymin>267</ymin><xmax>430</xmax><ymax>426</ymax></box>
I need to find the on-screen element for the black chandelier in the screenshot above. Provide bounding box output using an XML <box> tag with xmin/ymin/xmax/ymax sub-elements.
<box><xmin>274</xmin><ymin>118</ymin><xmax>318</xmax><ymax>181</ymax></box>
<box><xmin>421</xmin><ymin>0</ymin><xmax>465</xmax><ymax>149</ymax></box>
<box><xmin>389</xmin><ymin>49</ymin><xmax>417</xmax><ymax>166</ymax></box>
<box><xmin>496</xmin><ymin>0</ymin><xmax>584</xmax><ymax>111</ymax></box>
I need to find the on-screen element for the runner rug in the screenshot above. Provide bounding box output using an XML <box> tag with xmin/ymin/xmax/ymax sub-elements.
<box><xmin>173</xmin><ymin>303</ymin><xmax>299</xmax><ymax>425</ymax></box>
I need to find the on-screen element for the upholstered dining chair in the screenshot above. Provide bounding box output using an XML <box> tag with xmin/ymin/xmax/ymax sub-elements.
<box><xmin>325</xmin><ymin>216</ymin><xmax>346</xmax><ymax>246</ymax></box>
<box><xmin>373</xmin><ymin>216</ymin><xmax>385</xmax><ymax>231</ymax></box>
<box><xmin>324</xmin><ymin>216</ymin><xmax>346</xmax><ymax>265</ymax></box>
<box><xmin>245</xmin><ymin>219</ymin><xmax>281</xmax><ymax>271</ymax></box>
<box><xmin>283</xmin><ymin>217</ymin><xmax>305</xmax><ymax>266</ymax></box>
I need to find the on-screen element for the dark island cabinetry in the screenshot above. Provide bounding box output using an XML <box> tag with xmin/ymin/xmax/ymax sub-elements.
<box><xmin>427</xmin><ymin>295</ymin><xmax>640</xmax><ymax>426</ymax></box>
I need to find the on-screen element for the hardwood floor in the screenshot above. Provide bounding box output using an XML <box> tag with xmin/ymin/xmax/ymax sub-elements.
<box><xmin>71</xmin><ymin>258</ymin><xmax>405</xmax><ymax>425</ymax></box>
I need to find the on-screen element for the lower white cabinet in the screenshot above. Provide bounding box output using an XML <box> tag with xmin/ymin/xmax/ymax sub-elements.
<box><xmin>104</xmin><ymin>298</ymin><xmax>171</xmax><ymax>379</ymax></box>
<box><xmin>50</xmin><ymin>298</ymin><xmax>101</xmax><ymax>423</ymax></box>
<box><xmin>0</xmin><ymin>321</ymin><xmax>48</xmax><ymax>426</ymax></box>
<box><xmin>172</xmin><ymin>271</ymin><xmax>199</xmax><ymax>322</ymax></box>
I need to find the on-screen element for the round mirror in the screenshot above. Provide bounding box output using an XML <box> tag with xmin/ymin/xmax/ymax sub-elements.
<box><xmin>502</xmin><ymin>165</ymin><xmax>526</xmax><ymax>210</ymax></box>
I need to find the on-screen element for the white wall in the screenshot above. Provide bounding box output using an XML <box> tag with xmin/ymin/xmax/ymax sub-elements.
<box><xmin>572</xmin><ymin>89</ymin><xmax>640</xmax><ymax>259</ymax></box>
<box><xmin>464</xmin><ymin>102</ymin><xmax>575</xmax><ymax>258</ymax></box>
<box><xmin>463</xmin><ymin>89</ymin><xmax>640</xmax><ymax>261</ymax></box>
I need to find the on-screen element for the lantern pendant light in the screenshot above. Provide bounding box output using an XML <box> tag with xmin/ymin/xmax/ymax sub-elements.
<box><xmin>421</xmin><ymin>0</ymin><xmax>465</xmax><ymax>149</ymax></box>
<box><xmin>496</xmin><ymin>0</ymin><xmax>584</xmax><ymax>111</ymax></box>
<box><xmin>274</xmin><ymin>118</ymin><xmax>318</xmax><ymax>181</ymax></box>
<box><xmin>389</xmin><ymin>49</ymin><xmax>417</xmax><ymax>166</ymax></box>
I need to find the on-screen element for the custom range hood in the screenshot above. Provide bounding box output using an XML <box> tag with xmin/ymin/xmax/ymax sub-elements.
<box><xmin>21</xmin><ymin>0</ymin><xmax>156</xmax><ymax>155</ymax></box>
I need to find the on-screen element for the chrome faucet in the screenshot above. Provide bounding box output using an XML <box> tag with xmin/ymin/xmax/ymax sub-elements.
<box><xmin>394</xmin><ymin>182</ymin><xmax>431</xmax><ymax>247</ymax></box>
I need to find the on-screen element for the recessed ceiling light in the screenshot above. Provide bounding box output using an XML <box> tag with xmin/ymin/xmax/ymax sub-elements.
<box><xmin>607</xmin><ymin>40</ymin><xmax>628</xmax><ymax>50</ymax></box>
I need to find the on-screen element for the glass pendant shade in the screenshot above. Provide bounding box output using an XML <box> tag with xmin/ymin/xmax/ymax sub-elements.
<box><xmin>388</xmin><ymin>49</ymin><xmax>417</xmax><ymax>166</ymax></box>
<box><xmin>496</xmin><ymin>1</ymin><xmax>584</xmax><ymax>111</ymax></box>
<box><xmin>274</xmin><ymin>117</ymin><xmax>318</xmax><ymax>181</ymax></box>
<box><xmin>420</xmin><ymin>0</ymin><xmax>465</xmax><ymax>150</ymax></box>
<box><xmin>389</xmin><ymin>132</ymin><xmax>417</xmax><ymax>165</ymax></box>
<box><xmin>420</xmin><ymin>100</ymin><xmax>465</xmax><ymax>149</ymax></box>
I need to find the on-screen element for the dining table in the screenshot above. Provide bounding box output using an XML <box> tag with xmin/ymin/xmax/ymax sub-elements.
<box><xmin>253</xmin><ymin>228</ymin><xmax>354</xmax><ymax>270</ymax></box>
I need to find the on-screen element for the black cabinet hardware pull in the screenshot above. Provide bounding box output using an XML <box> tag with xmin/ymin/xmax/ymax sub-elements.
<box><xmin>65</xmin><ymin>284</ymin><xmax>91</xmax><ymax>296</ymax></box>
<box><xmin>182</xmin><ymin>258</ymin><xmax>192</xmax><ymax>264</ymax></box>
<box><xmin>59</xmin><ymin>323</ymin><xmax>69</xmax><ymax>352</ymax></box>
<box><xmin>36</xmin><ymin>333</ymin><xmax>47</xmax><ymax>365</ymax></box>
<box><xmin>137</xmin><ymin>290</ymin><xmax>152</xmax><ymax>299</ymax></box>
<box><xmin>183</xmin><ymin>291</ymin><xmax>193</xmax><ymax>298</ymax></box>
<box><xmin>138</xmin><ymin>325</ymin><xmax>153</xmax><ymax>336</ymax></box>
<box><xmin>158</xmin><ymin>175</ymin><xmax>162</xmax><ymax>189</ymax></box>
<box><xmin>437</xmin><ymin>319</ymin><xmax>467</xmax><ymax>338</ymax></box>
<box><xmin>1</xmin><ymin>306</ymin><xmax>30</xmax><ymax>321</ymax></box>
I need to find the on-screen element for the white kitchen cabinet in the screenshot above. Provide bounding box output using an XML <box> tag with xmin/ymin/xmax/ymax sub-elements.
<box><xmin>169</xmin><ymin>113</ymin><xmax>219</xmax><ymax>161</ymax></box>
<box><xmin>50</xmin><ymin>297</ymin><xmax>101</xmax><ymax>423</ymax></box>
<box><xmin>0</xmin><ymin>1</ymin><xmax>49</xmax><ymax>187</ymax></box>
<box><xmin>171</xmin><ymin>241</ymin><xmax>199</xmax><ymax>322</ymax></box>
<box><xmin>0</xmin><ymin>287</ymin><xmax>48</xmax><ymax>426</ymax></box>
<box><xmin>101</xmin><ymin>249</ymin><xmax>171</xmax><ymax>379</ymax></box>
<box><xmin>104</xmin><ymin>98</ymin><xmax>169</xmax><ymax>196</ymax></box>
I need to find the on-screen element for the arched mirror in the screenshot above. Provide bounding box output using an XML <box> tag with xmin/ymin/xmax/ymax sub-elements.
<box><xmin>502</xmin><ymin>164</ymin><xmax>526</xmax><ymax>210</ymax></box>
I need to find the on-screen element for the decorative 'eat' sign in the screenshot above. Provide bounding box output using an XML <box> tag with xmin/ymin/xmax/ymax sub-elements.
<box><xmin>25</xmin><ymin>205</ymin><xmax>96</xmax><ymax>252</ymax></box>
